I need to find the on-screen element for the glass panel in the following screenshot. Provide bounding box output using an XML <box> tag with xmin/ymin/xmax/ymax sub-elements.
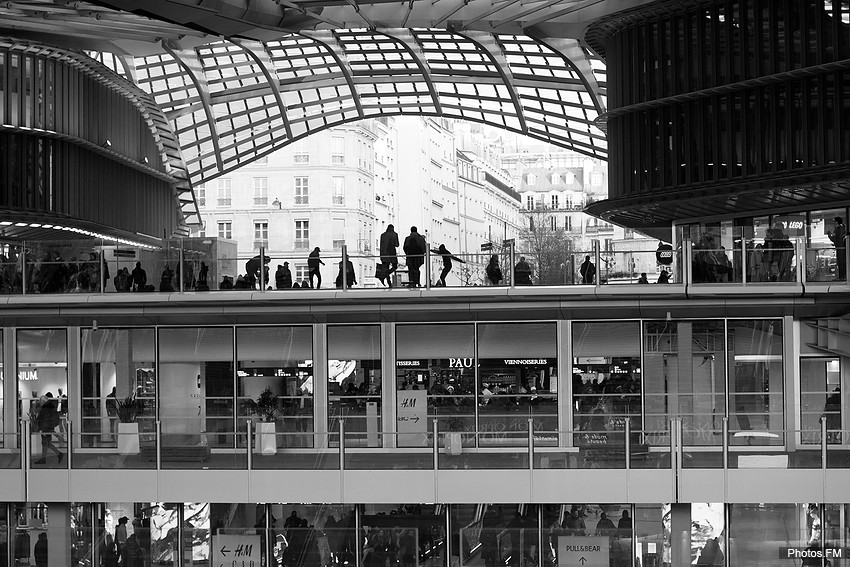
<box><xmin>462</xmin><ymin>505</ymin><xmax>535</xmax><ymax>567</ymax></box>
<box><xmin>18</xmin><ymin>329</ymin><xmax>67</xmax><ymax>467</ymax></box>
<box><xmin>728</xmin><ymin>320</ymin><xmax>784</xmax><ymax>443</ymax></box>
<box><xmin>729</xmin><ymin>504</ymin><xmax>819</xmax><ymax>564</ymax></box>
<box><xmin>801</xmin><ymin>358</ymin><xmax>841</xmax><ymax>444</ymax></box>
<box><xmin>184</xmin><ymin>502</ymin><xmax>211</xmax><ymax>566</ymax></box>
<box><xmin>396</xmin><ymin>324</ymin><xmax>475</xmax><ymax>446</ymax></box>
<box><xmin>478</xmin><ymin>323</ymin><xmax>558</xmax><ymax>439</ymax></box>
<box><xmin>644</xmin><ymin>321</ymin><xmax>726</xmax><ymax>446</ymax></box>
<box><xmin>159</xmin><ymin>328</ymin><xmax>233</xmax><ymax>458</ymax></box>
<box><xmin>270</xmin><ymin>505</ymin><xmax>356</xmax><ymax>567</ymax></box>
<box><xmin>80</xmin><ymin>329</ymin><xmax>155</xmax><ymax>461</ymax></box>
<box><xmin>328</xmin><ymin>325</ymin><xmax>381</xmax><ymax>446</ymax></box>
<box><xmin>572</xmin><ymin>322</ymin><xmax>641</xmax><ymax>435</ymax></box>
<box><xmin>237</xmin><ymin>326</ymin><xmax>314</xmax><ymax>451</ymax></box>
<box><xmin>542</xmin><ymin>504</ymin><xmax>630</xmax><ymax>567</ymax></box>
<box><xmin>362</xmin><ymin>504</ymin><xmax>446</xmax><ymax>567</ymax></box>
<box><xmin>808</xmin><ymin>209</ymin><xmax>847</xmax><ymax>282</ymax></box>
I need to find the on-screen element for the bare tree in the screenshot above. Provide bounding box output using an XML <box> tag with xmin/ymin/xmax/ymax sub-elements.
<box><xmin>518</xmin><ymin>206</ymin><xmax>577</xmax><ymax>285</ymax></box>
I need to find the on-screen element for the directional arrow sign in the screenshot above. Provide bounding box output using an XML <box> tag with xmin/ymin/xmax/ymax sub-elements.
<box><xmin>212</xmin><ymin>534</ymin><xmax>261</xmax><ymax>567</ymax></box>
<box><xmin>557</xmin><ymin>536</ymin><xmax>609</xmax><ymax>567</ymax></box>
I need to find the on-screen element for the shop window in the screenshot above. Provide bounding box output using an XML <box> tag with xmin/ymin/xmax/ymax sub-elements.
<box><xmin>643</xmin><ymin>321</ymin><xmax>726</xmax><ymax>448</ymax></box>
<box><xmin>728</xmin><ymin>504</ymin><xmax>819</xmax><ymax>565</ymax></box>
<box><xmin>236</xmin><ymin>326</ymin><xmax>313</xmax><ymax>452</ymax></box>
<box><xmin>80</xmin><ymin>328</ymin><xmax>156</xmax><ymax>455</ymax></box>
<box><xmin>572</xmin><ymin>322</ymin><xmax>641</xmax><ymax>439</ymax></box>
<box><xmin>17</xmin><ymin>329</ymin><xmax>67</xmax><ymax>429</ymax></box>
<box><xmin>158</xmin><ymin>328</ymin><xmax>234</xmax><ymax>454</ymax></box>
<box><xmin>327</xmin><ymin>325</ymin><xmax>382</xmax><ymax>446</ymax></box>
<box><xmin>395</xmin><ymin>324</ymin><xmax>475</xmax><ymax>447</ymax></box>
<box><xmin>801</xmin><ymin>358</ymin><xmax>841</xmax><ymax>444</ymax></box>
<box><xmin>727</xmin><ymin>319</ymin><xmax>784</xmax><ymax>445</ymax></box>
<box><xmin>477</xmin><ymin>323</ymin><xmax>558</xmax><ymax>442</ymax></box>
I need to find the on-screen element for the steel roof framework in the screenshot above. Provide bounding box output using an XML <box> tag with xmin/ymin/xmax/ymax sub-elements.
<box><xmin>126</xmin><ymin>29</ymin><xmax>607</xmax><ymax>187</ymax></box>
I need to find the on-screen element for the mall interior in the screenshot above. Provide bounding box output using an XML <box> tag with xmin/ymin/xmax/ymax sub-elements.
<box><xmin>1</xmin><ymin>0</ymin><xmax>850</xmax><ymax>566</ymax></box>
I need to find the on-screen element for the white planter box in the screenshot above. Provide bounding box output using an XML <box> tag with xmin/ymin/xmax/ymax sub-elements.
<box><xmin>254</xmin><ymin>421</ymin><xmax>277</xmax><ymax>455</ymax></box>
<box><xmin>30</xmin><ymin>433</ymin><xmax>42</xmax><ymax>458</ymax></box>
<box><xmin>117</xmin><ymin>422</ymin><xmax>140</xmax><ymax>455</ymax></box>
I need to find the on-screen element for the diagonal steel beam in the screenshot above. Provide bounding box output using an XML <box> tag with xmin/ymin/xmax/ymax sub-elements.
<box><xmin>297</xmin><ymin>30</ymin><xmax>365</xmax><ymax>119</ymax></box>
<box><xmin>162</xmin><ymin>41</ymin><xmax>224</xmax><ymax>171</ymax></box>
<box><xmin>457</xmin><ymin>30</ymin><xmax>527</xmax><ymax>132</ymax></box>
<box><xmin>529</xmin><ymin>34</ymin><xmax>606</xmax><ymax>116</ymax></box>
<box><xmin>230</xmin><ymin>38</ymin><xmax>294</xmax><ymax>140</ymax></box>
<box><xmin>381</xmin><ymin>29</ymin><xmax>443</xmax><ymax>114</ymax></box>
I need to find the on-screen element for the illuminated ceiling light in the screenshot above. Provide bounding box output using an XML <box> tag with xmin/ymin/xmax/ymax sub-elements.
<box><xmin>102</xmin><ymin>139</ymin><xmax>112</xmax><ymax>148</ymax></box>
<box><xmin>14</xmin><ymin>222</ymin><xmax>27</xmax><ymax>227</ymax></box>
<box><xmin>29</xmin><ymin>223</ymin><xmax>41</xmax><ymax>228</ymax></box>
<box><xmin>0</xmin><ymin>221</ymin><xmax>11</xmax><ymax>226</ymax></box>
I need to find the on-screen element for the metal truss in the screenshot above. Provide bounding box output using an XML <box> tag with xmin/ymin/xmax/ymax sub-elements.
<box><xmin>127</xmin><ymin>29</ymin><xmax>607</xmax><ymax>186</ymax></box>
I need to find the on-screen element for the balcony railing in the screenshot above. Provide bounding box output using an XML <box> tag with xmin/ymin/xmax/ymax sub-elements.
<box><xmin>13</xmin><ymin>418</ymin><xmax>845</xmax><ymax>472</ymax></box>
<box><xmin>2</xmin><ymin>235</ymin><xmax>848</xmax><ymax>294</ymax></box>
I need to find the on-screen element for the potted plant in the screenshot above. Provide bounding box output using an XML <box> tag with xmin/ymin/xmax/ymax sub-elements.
<box><xmin>244</xmin><ymin>387</ymin><xmax>278</xmax><ymax>455</ymax></box>
<box><xmin>116</xmin><ymin>394</ymin><xmax>141</xmax><ymax>455</ymax></box>
<box><xmin>27</xmin><ymin>407</ymin><xmax>42</xmax><ymax>457</ymax></box>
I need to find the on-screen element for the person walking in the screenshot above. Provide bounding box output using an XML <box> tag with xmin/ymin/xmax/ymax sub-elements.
<box><xmin>33</xmin><ymin>532</ymin><xmax>48</xmax><ymax>567</ymax></box>
<box><xmin>431</xmin><ymin>244</ymin><xmax>465</xmax><ymax>286</ymax></box>
<box><xmin>829</xmin><ymin>216</ymin><xmax>847</xmax><ymax>280</ymax></box>
<box><xmin>485</xmin><ymin>255</ymin><xmax>502</xmax><ymax>285</ymax></box>
<box><xmin>308</xmin><ymin>247</ymin><xmax>324</xmax><ymax>289</ymax></box>
<box><xmin>335</xmin><ymin>258</ymin><xmax>357</xmax><ymax>288</ymax></box>
<box><xmin>131</xmin><ymin>262</ymin><xmax>147</xmax><ymax>292</ymax></box>
<box><xmin>379</xmin><ymin>225</ymin><xmax>399</xmax><ymax>287</ymax></box>
<box><xmin>402</xmin><ymin>227</ymin><xmax>426</xmax><ymax>287</ymax></box>
<box><xmin>35</xmin><ymin>392</ymin><xmax>62</xmax><ymax>465</ymax></box>
<box><xmin>579</xmin><ymin>255</ymin><xmax>596</xmax><ymax>284</ymax></box>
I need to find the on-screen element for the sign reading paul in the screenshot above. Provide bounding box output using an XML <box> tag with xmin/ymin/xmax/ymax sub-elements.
<box><xmin>212</xmin><ymin>534</ymin><xmax>261</xmax><ymax>567</ymax></box>
<box><xmin>557</xmin><ymin>536</ymin><xmax>609</xmax><ymax>567</ymax></box>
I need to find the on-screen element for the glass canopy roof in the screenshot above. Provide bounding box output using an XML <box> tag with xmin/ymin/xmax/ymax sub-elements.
<box><xmin>122</xmin><ymin>29</ymin><xmax>607</xmax><ymax>186</ymax></box>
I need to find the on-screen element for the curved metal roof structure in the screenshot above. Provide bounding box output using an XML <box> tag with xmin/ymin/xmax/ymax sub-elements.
<box><xmin>0</xmin><ymin>0</ymin><xmax>620</xmax><ymax>230</ymax></box>
<box><xmin>126</xmin><ymin>29</ymin><xmax>607</xmax><ymax>185</ymax></box>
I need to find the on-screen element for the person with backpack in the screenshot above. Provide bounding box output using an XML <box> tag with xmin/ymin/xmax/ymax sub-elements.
<box><xmin>579</xmin><ymin>255</ymin><xmax>597</xmax><ymax>284</ymax></box>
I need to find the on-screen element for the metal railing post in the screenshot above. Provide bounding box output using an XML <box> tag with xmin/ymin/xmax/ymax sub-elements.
<box><xmin>178</xmin><ymin>247</ymin><xmax>185</xmax><ymax>292</ymax></box>
<box><xmin>433</xmin><ymin>419</ymin><xmax>439</xmax><ymax>471</ymax></box>
<box><xmin>341</xmin><ymin>244</ymin><xmax>348</xmax><ymax>290</ymax></box>
<box><xmin>21</xmin><ymin>243</ymin><xmax>27</xmax><ymax>295</ymax></box>
<box><xmin>156</xmin><ymin>420</ymin><xmax>162</xmax><ymax>470</ymax></box>
<box><xmin>594</xmin><ymin>240</ymin><xmax>602</xmax><ymax>285</ymax></box>
<box><xmin>796</xmin><ymin>237</ymin><xmax>805</xmax><ymax>286</ymax></box>
<box><xmin>23</xmin><ymin>419</ymin><xmax>29</xmax><ymax>500</ymax></box>
<box><xmin>247</xmin><ymin>420</ymin><xmax>253</xmax><ymax>470</ymax></box>
<box><xmin>260</xmin><ymin>247</ymin><xmax>266</xmax><ymax>291</ymax></box>
<box><xmin>509</xmin><ymin>241</ymin><xmax>516</xmax><ymax>288</ymax></box>
<box><xmin>527</xmin><ymin>417</ymin><xmax>534</xmax><ymax>471</ymax></box>
<box><xmin>740</xmin><ymin>235</ymin><xmax>748</xmax><ymax>286</ymax></box>
<box><xmin>821</xmin><ymin>417</ymin><xmax>828</xmax><ymax>470</ymax></box>
<box><xmin>23</xmin><ymin>419</ymin><xmax>30</xmax><ymax>469</ymax></box>
<box><xmin>722</xmin><ymin>417</ymin><xmax>729</xmax><ymax>470</ymax></box>
<box><xmin>65</xmin><ymin>419</ymin><xmax>71</xmax><ymax>469</ymax></box>
<box><xmin>339</xmin><ymin>419</ymin><xmax>346</xmax><ymax>471</ymax></box>
<box><xmin>425</xmin><ymin>249</ymin><xmax>431</xmax><ymax>289</ymax></box>
<box><xmin>844</xmin><ymin>235</ymin><xmax>850</xmax><ymax>283</ymax></box>
<box><xmin>625</xmin><ymin>419</ymin><xmax>631</xmax><ymax>470</ymax></box>
<box><xmin>99</xmin><ymin>248</ymin><xmax>105</xmax><ymax>294</ymax></box>
<box><xmin>683</xmin><ymin>237</ymin><xmax>692</xmax><ymax>288</ymax></box>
